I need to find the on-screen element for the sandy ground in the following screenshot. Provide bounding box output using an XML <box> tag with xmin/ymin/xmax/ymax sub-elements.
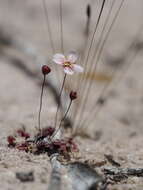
<box><xmin>0</xmin><ymin>0</ymin><xmax>143</xmax><ymax>189</ymax></box>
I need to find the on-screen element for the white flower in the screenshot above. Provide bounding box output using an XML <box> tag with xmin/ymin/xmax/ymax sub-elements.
<box><xmin>53</xmin><ymin>52</ymin><xmax>84</xmax><ymax>75</ymax></box>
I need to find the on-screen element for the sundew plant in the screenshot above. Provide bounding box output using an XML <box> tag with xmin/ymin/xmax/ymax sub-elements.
<box><xmin>2</xmin><ymin>0</ymin><xmax>143</xmax><ymax>189</ymax></box>
<box><xmin>36</xmin><ymin>0</ymin><xmax>127</xmax><ymax>135</ymax></box>
<box><xmin>6</xmin><ymin>0</ymin><xmax>143</xmax><ymax>155</ymax></box>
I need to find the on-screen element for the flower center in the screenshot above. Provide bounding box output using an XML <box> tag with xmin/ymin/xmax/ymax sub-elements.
<box><xmin>63</xmin><ymin>62</ymin><xmax>72</xmax><ymax>68</ymax></box>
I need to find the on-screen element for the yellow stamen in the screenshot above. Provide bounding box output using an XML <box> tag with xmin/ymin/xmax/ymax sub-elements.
<box><xmin>63</xmin><ymin>62</ymin><xmax>72</xmax><ymax>67</ymax></box>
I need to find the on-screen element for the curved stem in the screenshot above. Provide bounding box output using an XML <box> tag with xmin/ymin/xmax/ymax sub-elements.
<box><xmin>52</xmin><ymin>99</ymin><xmax>72</xmax><ymax>139</ymax></box>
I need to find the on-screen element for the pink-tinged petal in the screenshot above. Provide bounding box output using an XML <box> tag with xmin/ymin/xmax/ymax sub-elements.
<box><xmin>67</xmin><ymin>52</ymin><xmax>78</xmax><ymax>63</ymax></box>
<box><xmin>64</xmin><ymin>67</ymin><xmax>74</xmax><ymax>75</ymax></box>
<box><xmin>53</xmin><ymin>53</ymin><xmax>65</xmax><ymax>65</ymax></box>
<box><xmin>73</xmin><ymin>64</ymin><xmax>84</xmax><ymax>73</ymax></box>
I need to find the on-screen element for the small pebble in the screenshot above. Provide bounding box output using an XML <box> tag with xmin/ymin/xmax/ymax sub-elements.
<box><xmin>16</xmin><ymin>171</ymin><xmax>34</xmax><ymax>182</ymax></box>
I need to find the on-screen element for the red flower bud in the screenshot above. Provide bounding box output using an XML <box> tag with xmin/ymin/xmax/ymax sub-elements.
<box><xmin>70</xmin><ymin>91</ymin><xmax>77</xmax><ymax>100</ymax></box>
<box><xmin>42</xmin><ymin>65</ymin><xmax>51</xmax><ymax>75</ymax></box>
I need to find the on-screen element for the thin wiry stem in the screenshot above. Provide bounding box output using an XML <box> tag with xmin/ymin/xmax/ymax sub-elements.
<box><xmin>79</xmin><ymin>70</ymin><xmax>115</xmax><ymax>130</ymax></box>
<box><xmin>42</xmin><ymin>0</ymin><xmax>62</xmax><ymax>83</ymax></box>
<box><xmin>75</xmin><ymin>1</ymin><xmax>109</xmax><ymax>129</ymax></box>
<box><xmin>80</xmin><ymin>25</ymin><xmax>143</xmax><ymax>129</ymax></box>
<box><xmin>52</xmin><ymin>99</ymin><xmax>72</xmax><ymax>139</ymax></box>
<box><xmin>54</xmin><ymin>74</ymin><xmax>67</xmax><ymax>129</ymax></box>
<box><xmin>71</xmin><ymin>3</ymin><xmax>93</xmax><ymax>122</ymax></box>
<box><xmin>42</xmin><ymin>0</ymin><xmax>55</xmax><ymax>54</ymax></box>
<box><xmin>74</xmin><ymin>0</ymin><xmax>125</xmax><ymax>130</ymax></box>
<box><xmin>60</xmin><ymin>0</ymin><xmax>64</xmax><ymax>53</ymax></box>
<box><xmin>83</xmin><ymin>50</ymin><xmax>139</xmax><ymax>130</ymax></box>
<box><xmin>82</xmin><ymin>0</ymin><xmax>124</xmax><ymax>111</ymax></box>
<box><xmin>76</xmin><ymin>0</ymin><xmax>106</xmax><ymax>90</ymax></box>
<box><xmin>84</xmin><ymin>0</ymin><xmax>106</xmax><ymax>72</ymax></box>
<box><xmin>74</xmin><ymin>3</ymin><xmax>93</xmax><ymax>91</ymax></box>
<box><xmin>89</xmin><ymin>0</ymin><xmax>116</xmax><ymax>72</ymax></box>
<box><xmin>73</xmin><ymin>0</ymin><xmax>107</xmax><ymax>127</ymax></box>
<box><xmin>38</xmin><ymin>75</ymin><xmax>46</xmax><ymax>132</ymax></box>
<box><xmin>91</xmin><ymin>0</ymin><xmax>125</xmax><ymax>71</ymax></box>
<box><xmin>76</xmin><ymin>0</ymin><xmax>116</xmax><ymax>124</ymax></box>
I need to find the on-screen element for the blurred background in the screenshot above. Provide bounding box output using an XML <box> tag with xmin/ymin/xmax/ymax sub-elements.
<box><xmin>0</xmin><ymin>0</ymin><xmax>143</xmax><ymax>189</ymax></box>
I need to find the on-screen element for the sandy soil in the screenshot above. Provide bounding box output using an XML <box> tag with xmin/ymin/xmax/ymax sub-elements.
<box><xmin>0</xmin><ymin>0</ymin><xmax>143</xmax><ymax>189</ymax></box>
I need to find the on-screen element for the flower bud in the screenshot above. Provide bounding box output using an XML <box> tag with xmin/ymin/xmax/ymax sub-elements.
<box><xmin>70</xmin><ymin>91</ymin><xmax>77</xmax><ymax>100</ymax></box>
<box><xmin>42</xmin><ymin>65</ymin><xmax>51</xmax><ymax>75</ymax></box>
<box><xmin>86</xmin><ymin>4</ymin><xmax>91</xmax><ymax>18</ymax></box>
